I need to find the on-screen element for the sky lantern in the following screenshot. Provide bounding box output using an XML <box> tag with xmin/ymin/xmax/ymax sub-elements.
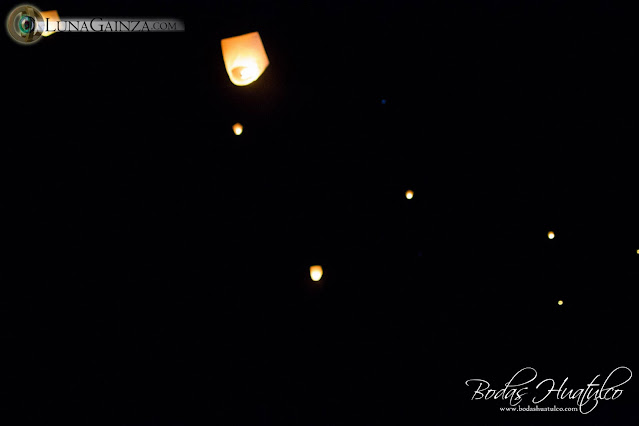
<box><xmin>547</xmin><ymin>231</ymin><xmax>555</xmax><ymax>239</ymax></box>
<box><xmin>310</xmin><ymin>265</ymin><xmax>323</xmax><ymax>282</ymax></box>
<box><xmin>232</xmin><ymin>123</ymin><xmax>243</xmax><ymax>135</ymax></box>
<box><xmin>405</xmin><ymin>190</ymin><xmax>414</xmax><ymax>200</ymax></box>
<box><xmin>40</xmin><ymin>10</ymin><xmax>60</xmax><ymax>37</ymax></box>
<box><xmin>221</xmin><ymin>32</ymin><xmax>269</xmax><ymax>86</ymax></box>
<box><xmin>558</xmin><ymin>300</ymin><xmax>563</xmax><ymax>306</ymax></box>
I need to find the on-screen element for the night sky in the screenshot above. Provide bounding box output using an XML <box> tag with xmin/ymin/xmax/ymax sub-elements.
<box><xmin>3</xmin><ymin>1</ymin><xmax>638</xmax><ymax>425</ymax></box>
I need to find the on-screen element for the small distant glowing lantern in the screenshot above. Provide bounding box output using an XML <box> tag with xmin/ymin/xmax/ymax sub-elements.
<box><xmin>558</xmin><ymin>300</ymin><xmax>563</xmax><ymax>306</ymax></box>
<box><xmin>405</xmin><ymin>190</ymin><xmax>414</xmax><ymax>200</ymax></box>
<box><xmin>40</xmin><ymin>10</ymin><xmax>60</xmax><ymax>37</ymax></box>
<box><xmin>232</xmin><ymin>123</ymin><xmax>243</xmax><ymax>135</ymax></box>
<box><xmin>548</xmin><ymin>231</ymin><xmax>555</xmax><ymax>239</ymax></box>
<box><xmin>221</xmin><ymin>32</ymin><xmax>269</xmax><ymax>86</ymax></box>
<box><xmin>310</xmin><ymin>265</ymin><xmax>323</xmax><ymax>282</ymax></box>
<box><xmin>636</xmin><ymin>249</ymin><xmax>639</xmax><ymax>254</ymax></box>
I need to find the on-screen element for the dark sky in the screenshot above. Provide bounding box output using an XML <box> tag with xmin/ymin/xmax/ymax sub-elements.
<box><xmin>2</xmin><ymin>1</ymin><xmax>638</xmax><ymax>425</ymax></box>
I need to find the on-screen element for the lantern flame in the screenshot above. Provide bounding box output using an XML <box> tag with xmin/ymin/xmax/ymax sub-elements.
<box><xmin>238</xmin><ymin>64</ymin><xmax>259</xmax><ymax>80</ymax></box>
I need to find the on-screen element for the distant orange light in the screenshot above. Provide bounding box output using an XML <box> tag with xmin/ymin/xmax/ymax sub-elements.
<box><xmin>558</xmin><ymin>300</ymin><xmax>563</xmax><ymax>306</ymax></box>
<box><xmin>310</xmin><ymin>265</ymin><xmax>323</xmax><ymax>282</ymax></box>
<box><xmin>233</xmin><ymin>123</ymin><xmax>243</xmax><ymax>135</ymax></box>
<box><xmin>405</xmin><ymin>190</ymin><xmax>414</xmax><ymax>200</ymax></box>
<box><xmin>40</xmin><ymin>10</ymin><xmax>60</xmax><ymax>37</ymax></box>
<box><xmin>548</xmin><ymin>231</ymin><xmax>555</xmax><ymax>240</ymax></box>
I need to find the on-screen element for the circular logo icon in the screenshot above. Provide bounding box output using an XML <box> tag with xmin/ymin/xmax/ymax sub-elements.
<box><xmin>6</xmin><ymin>5</ymin><xmax>44</xmax><ymax>44</ymax></box>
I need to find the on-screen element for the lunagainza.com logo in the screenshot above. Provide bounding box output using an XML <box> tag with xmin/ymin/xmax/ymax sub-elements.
<box><xmin>6</xmin><ymin>4</ymin><xmax>46</xmax><ymax>44</ymax></box>
<box><xmin>6</xmin><ymin>4</ymin><xmax>185</xmax><ymax>44</ymax></box>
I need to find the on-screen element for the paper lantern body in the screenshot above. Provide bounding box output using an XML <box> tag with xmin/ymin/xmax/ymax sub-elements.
<box><xmin>310</xmin><ymin>265</ymin><xmax>323</xmax><ymax>282</ymax></box>
<box><xmin>233</xmin><ymin>123</ymin><xmax>243</xmax><ymax>135</ymax></box>
<box><xmin>405</xmin><ymin>190</ymin><xmax>414</xmax><ymax>200</ymax></box>
<box><xmin>221</xmin><ymin>32</ymin><xmax>269</xmax><ymax>86</ymax></box>
<box><xmin>40</xmin><ymin>10</ymin><xmax>60</xmax><ymax>37</ymax></box>
<box><xmin>548</xmin><ymin>231</ymin><xmax>555</xmax><ymax>239</ymax></box>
